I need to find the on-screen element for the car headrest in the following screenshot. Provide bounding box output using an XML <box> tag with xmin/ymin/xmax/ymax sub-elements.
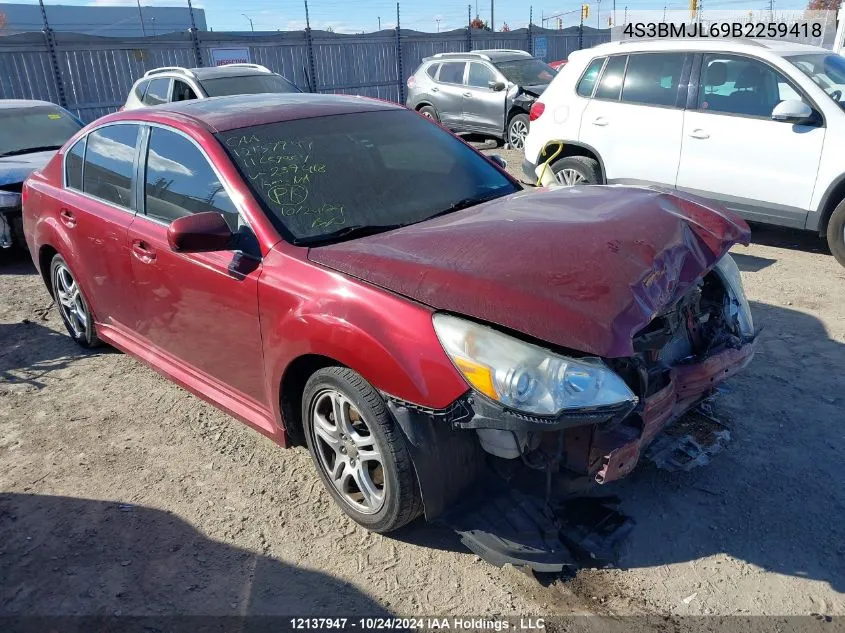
<box><xmin>735</xmin><ymin>66</ymin><xmax>764</xmax><ymax>90</ymax></box>
<box><xmin>705</xmin><ymin>61</ymin><xmax>727</xmax><ymax>87</ymax></box>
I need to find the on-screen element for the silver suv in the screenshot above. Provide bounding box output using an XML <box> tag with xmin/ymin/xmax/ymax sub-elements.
<box><xmin>405</xmin><ymin>50</ymin><xmax>557</xmax><ymax>149</ymax></box>
<box><xmin>124</xmin><ymin>64</ymin><xmax>299</xmax><ymax>110</ymax></box>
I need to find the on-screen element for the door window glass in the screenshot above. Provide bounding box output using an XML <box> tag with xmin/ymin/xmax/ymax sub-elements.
<box><xmin>438</xmin><ymin>62</ymin><xmax>466</xmax><ymax>84</ymax></box>
<box><xmin>698</xmin><ymin>54</ymin><xmax>793</xmax><ymax>117</ymax></box>
<box><xmin>621</xmin><ymin>53</ymin><xmax>685</xmax><ymax>107</ymax></box>
<box><xmin>577</xmin><ymin>57</ymin><xmax>606</xmax><ymax>97</ymax></box>
<box><xmin>144</xmin><ymin>127</ymin><xmax>239</xmax><ymax>229</ymax></box>
<box><xmin>172</xmin><ymin>80</ymin><xmax>198</xmax><ymax>102</ymax></box>
<box><xmin>595</xmin><ymin>55</ymin><xmax>626</xmax><ymax>100</ymax></box>
<box><xmin>143</xmin><ymin>78</ymin><xmax>171</xmax><ymax>105</ymax></box>
<box><xmin>82</xmin><ymin>124</ymin><xmax>139</xmax><ymax>208</ymax></box>
<box><xmin>467</xmin><ymin>63</ymin><xmax>497</xmax><ymax>88</ymax></box>
<box><xmin>65</xmin><ymin>137</ymin><xmax>85</xmax><ymax>190</ymax></box>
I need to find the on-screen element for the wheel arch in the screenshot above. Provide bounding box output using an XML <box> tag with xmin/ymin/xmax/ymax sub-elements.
<box><xmin>279</xmin><ymin>353</ymin><xmax>346</xmax><ymax>446</ymax></box>
<box><xmin>38</xmin><ymin>243</ymin><xmax>59</xmax><ymax>296</ymax></box>
<box><xmin>813</xmin><ymin>175</ymin><xmax>845</xmax><ymax>236</ymax></box>
<box><xmin>537</xmin><ymin>140</ymin><xmax>606</xmax><ymax>184</ymax></box>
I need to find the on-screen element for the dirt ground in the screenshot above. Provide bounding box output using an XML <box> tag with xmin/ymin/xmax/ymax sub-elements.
<box><xmin>1</xmin><ymin>168</ymin><xmax>844</xmax><ymax>617</ymax></box>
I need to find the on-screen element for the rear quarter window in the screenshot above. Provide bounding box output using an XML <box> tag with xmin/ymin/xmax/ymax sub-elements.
<box><xmin>577</xmin><ymin>57</ymin><xmax>606</xmax><ymax>97</ymax></box>
<box><xmin>426</xmin><ymin>63</ymin><xmax>440</xmax><ymax>79</ymax></box>
<box><xmin>65</xmin><ymin>137</ymin><xmax>85</xmax><ymax>190</ymax></box>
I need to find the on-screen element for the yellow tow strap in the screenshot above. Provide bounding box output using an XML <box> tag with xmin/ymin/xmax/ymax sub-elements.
<box><xmin>536</xmin><ymin>143</ymin><xmax>565</xmax><ymax>187</ymax></box>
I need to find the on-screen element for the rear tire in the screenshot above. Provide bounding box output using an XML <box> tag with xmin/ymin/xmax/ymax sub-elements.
<box><xmin>50</xmin><ymin>254</ymin><xmax>100</xmax><ymax>348</ymax></box>
<box><xmin>418</xmin><ymin>105</ymin><xmax>440</xmax><ymax>123</ymax></box>
<box><xmin>827</xmin><ymin>199</ymin><xmax>845</xmax><ymax>268</ymax></box>
<box><xmin>302</xmin><ymin>367</ymin><xmax>422</xmax><ymax>533</ymax></box>
<box><xmin>549</xmin><ymin>156</ymin><xmax>602</xmax><ymax>186</ymax></box>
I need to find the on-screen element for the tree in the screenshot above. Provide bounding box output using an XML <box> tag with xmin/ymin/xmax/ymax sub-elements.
<box><xmin>470</xmin><ymin>15</ymin><xmax>491</xmax><ymax>30</ymax></box>
<box><xmin>500</xmin><ymin>22</ymin><xmax>511</xmax><ymax>31</ymax></box>
<box><xmin>807</xmin><ymin>0</ymin><xmax>840</xmax><ymax>8</ymax></box>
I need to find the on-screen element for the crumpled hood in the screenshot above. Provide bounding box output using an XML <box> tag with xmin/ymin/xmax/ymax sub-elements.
<box><xmin>308</xmin><ymin>186</ymin><xmax>750</xmax><ymax>358</ymax></box>
<box><xmin>0</xmin><ymin>150</ymin><xmax>55</xmax><ymax>188</ymax></box>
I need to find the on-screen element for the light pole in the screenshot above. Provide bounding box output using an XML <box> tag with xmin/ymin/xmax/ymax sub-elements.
<box><xmin>136</xmin><ymin>0</ymin><xmax>146</xmax><ymax>36</ymax></box>
<box><xmin>435</xmin><ymin>17</ymin><xmax>441</xmax><ymax>32</ymax></box>
<box><xmin>242</xmin><ymin>13</ymin><xmax>254</xmax><ymax>31</ymax></box>
<box><xmin>378</xmin><ymin>16</ymin><xmax>381</xmax><ymax>29</ymax></box>
<box><xmin>597</xmin><ymin>0</ymin><xmax>601</xmax><ymax>27</ymax></box>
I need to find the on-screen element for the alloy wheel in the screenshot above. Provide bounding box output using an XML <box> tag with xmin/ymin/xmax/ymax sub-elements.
<box><xmin>53</xmin><ymin>262</ymin><xmax>89</xmax><ymax>339</ymax></box>
<box><xmin>509</xmin><ymin>119</ymin><xmax>528</xmax><ymax>149</ymax></box>
<box><xmin>310</xmin><ymin>389</ymin><xmax>386</xmax><ymax>515</ymax></box>
<box><xmin>554</xmin><ymin>168</ymin><xmax>587</xmax><ymax>186</ymax></box>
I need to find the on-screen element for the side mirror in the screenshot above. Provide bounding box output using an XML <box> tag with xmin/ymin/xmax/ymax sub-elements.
<box><xmin>771</xmin><ymin>99</ymin><xmax>813</xmax><ymax>124</ymax></box>
<box><xmin>489</xmin><ymin>81</ymin><xmax>506</xmax><ymax>92</ymax></box>
<box><xmin>167</xmin><ymin>211</ymin><xmax>233</xmax><ymax>253</ymax></box>
<box><xmin>489</xmin><ymin>154</ymin><xmax>508</xmax><ymax>169</ymax></box>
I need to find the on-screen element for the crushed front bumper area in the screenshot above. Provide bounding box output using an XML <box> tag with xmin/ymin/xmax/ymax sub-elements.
<box><xmin>385</xmin><ymin>337</ymin><xmax>756</xmax><ymax>571</ymax></box>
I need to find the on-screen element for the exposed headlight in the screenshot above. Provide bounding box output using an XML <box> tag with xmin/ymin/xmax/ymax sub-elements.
<box><xmin>0</xmin><ymin>190</ymin><xmax>21</xmax><ymax>209</ymax></box>
<box><xmin>433</xmin><ymin>313</ymin><xmax>637</xmax><ymax>416</ymax></box>
<box><xmin>714</xmin><ymin>254</ymin><xmax>754</xmax><ymax>338</ymax></box>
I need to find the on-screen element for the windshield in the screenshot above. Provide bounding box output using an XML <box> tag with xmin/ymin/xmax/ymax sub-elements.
<box><xmin>0</xmin><ymin>106</ymin><xmax>82</xmax><ymax>158</ymax></box>
<box><xmin>217</xmin><ymin>109</ymin><xmax>518</xmax><ymax>244</ymax></box>
<box><xmin>200</xmin><ymin>74</ymin><xmax>301</xmax><ymax>97</ymax></box>
<box><xmin>788</xmin><ymin>53</ymin><xmax>845</xmax><ymax>109</ymax></box>
<box><xmin>494</xmin><ymin>58</ymin><xmax>556</xmax><ymax>85</ymax></box>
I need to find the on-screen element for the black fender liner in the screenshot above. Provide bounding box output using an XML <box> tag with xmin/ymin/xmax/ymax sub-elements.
<box><xmin>385</xmin><ymin>397</ymin><xmax>484</xmax><ymax>520</ymax></box>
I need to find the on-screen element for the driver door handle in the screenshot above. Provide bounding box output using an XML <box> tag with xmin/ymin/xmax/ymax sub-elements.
<box><xmin>592</xmin><ymin>117</ymin><xmax>609</xmax><ymax>126</ymax></box>
<box><xmin>689</xmin><ymin>129</ymin><xmax>710</xmax><ymax>139</ymax></box>
<box><xmin>131</xmin><ymin>239</ymin><xmax>157</xmax><ymax>264</ymax></box>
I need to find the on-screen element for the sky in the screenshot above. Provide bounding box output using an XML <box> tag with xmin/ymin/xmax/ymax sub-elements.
<box><xmin>4</xmin><ymin>0</ymin><xmax>812</xmax><ymax>33</ymax></box>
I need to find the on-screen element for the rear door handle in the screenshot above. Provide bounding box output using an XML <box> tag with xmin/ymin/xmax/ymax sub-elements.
<box><xmin>431</xmin><ymin>86</ymin><xmax>439</xmax><ymax>92</ymax></box>
<box><xmin>689</xmin><ymin>129</ymin><xmax>710</xmax><ymax>139</ymax></box>
<box><xmin>131</xmin><ymin>239</ymin><xmax>156</xmax><ymax>263</ymax></box>
<box><xmin>59</xmin><ymin>208</ymin><xmax>76</xmax><ymax>228</ymax></box>
<box><xmin>462</xmin><ymin>92</ymin><xmax>472</xmax><ymax>98</ymax></box>
<box><xmin>592</xmin><ymin>117</ymin><xmax>609</xmax><ymax>127</ymax></box>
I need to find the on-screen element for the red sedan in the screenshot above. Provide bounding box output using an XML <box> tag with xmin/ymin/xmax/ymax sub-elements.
<box><xmin>23</xmin><ymin>94</ymin><xmax>756</xmax><ymax>568</ymax></box>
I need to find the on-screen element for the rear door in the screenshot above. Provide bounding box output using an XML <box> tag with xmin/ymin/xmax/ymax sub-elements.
<box><xmin>675</xmin><ymin>53</ymin><xmax>823</xmax><ymax>227</ymax></box>
<box><xmin>434</xmin><ymin>62</ymin><xmax>469</xmax><ymax>128</ymax></box>
<box><xmin>463</xmin><ymin>62</ymin><xmax>506</xmax><ymax>134</ymax></box>
<box><xmin>60</xmin><ymin>123</ymin><xmax>141</xmax><ymax>328</ymax></box>
<box><xmin>126</xmin><ymin>125</ymin><xmax>267</xmax><ymax>406</ymax></box>
<box><xmin>578</xmin><ymin>52</ymin><xmax>688</xmax><ymax>186</ymax></box>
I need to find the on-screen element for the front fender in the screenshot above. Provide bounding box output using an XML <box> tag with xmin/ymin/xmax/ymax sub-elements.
<box><xmin>258</xmin><ymin>250</ymin><xmax>469</xmax><ymax>427</ymax></box>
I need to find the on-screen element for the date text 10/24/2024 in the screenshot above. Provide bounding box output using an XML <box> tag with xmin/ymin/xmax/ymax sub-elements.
<box><xmin>290</xmin><ymin>618</ymin><xmax>547</xmax><ymax>630</ymax></box>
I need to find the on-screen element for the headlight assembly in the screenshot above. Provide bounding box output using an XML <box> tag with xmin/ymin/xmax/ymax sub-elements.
<box><xmin>432</xmin><ymin>313</ymin><xmax>637</xmax><ymax>416</ymax></box>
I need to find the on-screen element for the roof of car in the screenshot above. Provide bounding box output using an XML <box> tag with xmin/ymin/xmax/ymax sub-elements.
<box><xmin>0</xmin><ymin>99</ymin><xmax>60</xmax><ymax>110</ymax></box>
<box><xmin>585</xmin><ymin>38</ymin><xmax>829</xmax><ymax>57</ymax></box>
<box><xmin>104</xmin><ymin>93</ymin><xmax>403</xmax><ymax>133</ymax></box>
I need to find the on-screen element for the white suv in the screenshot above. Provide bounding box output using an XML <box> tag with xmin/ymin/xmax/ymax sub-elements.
<box><xmin>124</xmin><ymin>64</ymin><xmax>299</xmax><ymax>110</ymax></box>
<box><xmin>523</xmin><ymin>38</ymin><xmax>845</xmax><ymax>266</ymax></box>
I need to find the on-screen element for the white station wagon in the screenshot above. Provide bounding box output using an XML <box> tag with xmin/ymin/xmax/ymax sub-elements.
<box><xmin>523</xmin><ymin>38</ymin><xmax>845</xmax><ymax>266</ymax></box>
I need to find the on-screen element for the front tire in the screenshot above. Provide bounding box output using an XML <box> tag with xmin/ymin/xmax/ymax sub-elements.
<box><xmin>549</xmin><ymin>156</ymin><xmax>602</xmax><ymax>186</ymax></box>
<box><xmin>826</xmin><ymin>199</ymin><xmax>845</xmax><ymax>268</ymax></box>
<box><xmin>50</xmin><ymin>254</ymin><xmax>100</xmax><ymax>348</ymax></box>
<box><xmin>302</xmin><ymin>367</ymin><xmax>422</xmax><ymax>533</ymax></box>
<box><xmin>507</xmin><ymin>113</ymin><xmax>530</xmax><ymax>150</ymax></box>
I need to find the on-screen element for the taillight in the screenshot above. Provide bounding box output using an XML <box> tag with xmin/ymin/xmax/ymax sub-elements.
<box><xmin>407</xmin><ymin>75</ymin><xmax>416</xmax><ymax>89</ymax></box>
<box><xmin>529</xmin><ymin>101</ymin><xmax>545</xmax><ymax>122</ymax></box>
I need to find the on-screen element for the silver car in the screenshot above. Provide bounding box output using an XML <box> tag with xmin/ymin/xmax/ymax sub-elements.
<box><xmin>124</xmin><ymin>64</ymin><xmax>300</xmax><ymax>110</ymax></box>
<box><xmin>405</xmin><ymin>50</ymin><xmax>557</xmax><ymax>149</ymax></box>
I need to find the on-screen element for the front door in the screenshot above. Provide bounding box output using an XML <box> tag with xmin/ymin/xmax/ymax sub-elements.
<box><xmin>127</xmin><ymin>125</ymin><xmax>267</xmax><ymax>406</ymax></box>
<box><xmin>578</xmin><ymin>52</ymin><xmax>688</xmax><ymax>186</ymax></box>
<box><xmin>675</xmin><ymin>53</ymin><xmax>824</xmax><ymax>227</ymax></box>
<box><xmin>463</xmin><ymin>62</ymin><xmax>506</xmax><ymax>134</ymax></box>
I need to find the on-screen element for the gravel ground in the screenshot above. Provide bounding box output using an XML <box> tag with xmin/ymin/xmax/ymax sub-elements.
<box><xmin>1</xmin><ymin>160</ymin><xmax>844</xmax><ymax>618</ymax></box>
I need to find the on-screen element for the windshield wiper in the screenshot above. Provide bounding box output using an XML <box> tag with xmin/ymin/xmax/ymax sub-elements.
<box><xmin>0</xmin><ymin>145</ymin><xmax>64</xmax><ymax>158</ymax></box>
<box><xmin>296</xmin><ymin>223</ymin><xmax>403</xmax><ymax>246</ymax></box>
<box><xmin>423</xmin><ymin>190</ymin><xmax>511</xmax><ymax>222</ymax></box>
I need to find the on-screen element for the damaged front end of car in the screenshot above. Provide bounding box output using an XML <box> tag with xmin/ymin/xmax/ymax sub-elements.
<box><xmin>385</xmin><ymin>253</ymin><xmax>757</xmax><ymax>571</ymax></box>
